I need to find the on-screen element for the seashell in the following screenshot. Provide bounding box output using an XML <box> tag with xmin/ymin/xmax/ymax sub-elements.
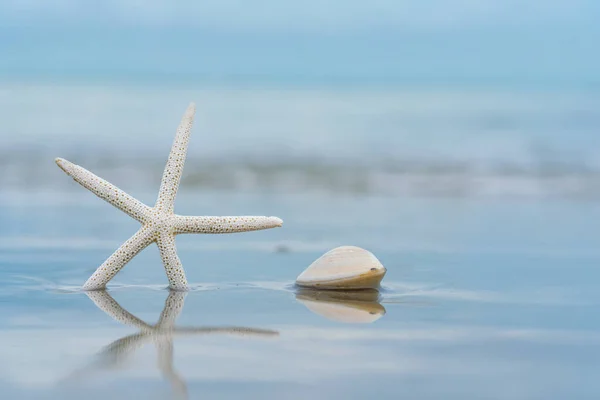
<box><xmin>296</xmin><ymin>246</ymin><xmax>386</xmax><ymax>290</ymax></box>
<box><xmin>296</xmin><ymin>288</ymin><xmax>386</xmax><ymax>323</ymax></box>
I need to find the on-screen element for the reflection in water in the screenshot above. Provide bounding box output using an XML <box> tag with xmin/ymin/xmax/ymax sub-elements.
<box><xmin>64</xmin><ymin>291</ymin><xmax>279</xmax><ymax>399</ymax></box>
<box><xmin>295</xmin><ymin>288</ymin><xmax>386</xmax><ymax>324</ymax></box>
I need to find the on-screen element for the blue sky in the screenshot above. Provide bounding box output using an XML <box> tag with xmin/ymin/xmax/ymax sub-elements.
<box><xmin>1</xmin><ymin>0</ymin><xmax>599</xmax><ymax>85</ymax></box>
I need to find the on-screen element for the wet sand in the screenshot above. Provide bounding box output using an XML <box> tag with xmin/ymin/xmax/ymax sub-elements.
<box><xmin>1</xmin><ymin>193</ymin><xmax>599</xmax><ymax>399</ymax></box>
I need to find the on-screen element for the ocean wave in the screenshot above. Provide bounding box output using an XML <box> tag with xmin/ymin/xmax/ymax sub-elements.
<box><xmin>3</xmin><ymin>153</ymin><xmax>600</xmax><ymax>199</ymax></box>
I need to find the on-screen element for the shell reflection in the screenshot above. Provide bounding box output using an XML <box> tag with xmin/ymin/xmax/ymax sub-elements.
<box><xmin>296</xmin><ymin>288</ymin><xmax>386</xmax><ymax>323</ymax></box>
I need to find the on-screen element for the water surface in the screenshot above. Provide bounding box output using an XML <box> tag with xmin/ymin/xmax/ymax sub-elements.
<box><xmin>1</xmin><ymin>192</ymin><xmax>598</xmax><ymax>399</ymax></box>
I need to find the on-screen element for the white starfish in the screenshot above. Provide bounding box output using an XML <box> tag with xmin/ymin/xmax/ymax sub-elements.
<box><xmin>55</xmin><ymin>103</ymin><xmax>283</xmax><ymax>291</ymax></box>
<box><xmin>63</xmin><ymin>291</ymin><xmax>278</xmax><ymax>399</ymax></box>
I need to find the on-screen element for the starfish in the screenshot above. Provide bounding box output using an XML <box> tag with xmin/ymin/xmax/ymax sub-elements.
<box><xmin>55</xmin><ymin>103</ymin><xmax>283</xmax><ymax>291</ymax></box>
<box><xmin>63</xmin><ymin>291</ymin><xmax>278</xmax><ymax>399</ymax></box>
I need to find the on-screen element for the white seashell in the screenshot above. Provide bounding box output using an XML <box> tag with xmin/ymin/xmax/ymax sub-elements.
<box><xmin>296</xmin><ymin>246</ymin><xmax>386</xmax><ymax>290</ymax></box>
<box><xmin>296</xmin><ymin>288</ymin><xmax>385</xmax><ymax>323</ymax></box>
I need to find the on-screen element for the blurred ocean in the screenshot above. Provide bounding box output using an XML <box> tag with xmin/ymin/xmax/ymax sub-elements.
<box><xmin>2</xmin><ymin>83</ymin><xmax>600</xmax><ymax>199</ymax></box>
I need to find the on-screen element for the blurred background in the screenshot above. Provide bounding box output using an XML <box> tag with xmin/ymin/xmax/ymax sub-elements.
<box><xmin>2</xmin><ymin>3</ymin><xmax>600</xmax><ymax>399</ymax></box>
<box><xmin>1</xmin><ymin>0</ymin><xmax>599</xmax><ymax>200</ymax></box>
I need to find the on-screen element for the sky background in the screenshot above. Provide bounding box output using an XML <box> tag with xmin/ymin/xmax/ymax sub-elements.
<box><xmin>1</xmin><ymin>0</ymin><xmax>599</xmax><ymax>85</ymax></box>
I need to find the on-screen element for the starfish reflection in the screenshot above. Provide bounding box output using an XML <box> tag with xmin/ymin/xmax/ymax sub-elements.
<box><xmin>64</xmin><ymin>291</ymin><xmax>279</xmax><ymax>399</ymax></box>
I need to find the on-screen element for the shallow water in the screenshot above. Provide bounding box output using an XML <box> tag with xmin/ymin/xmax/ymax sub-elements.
<box><xmin>1</xmin><ymin>192</ymin><xmax>599</xmax><ymax>399</ymax></box>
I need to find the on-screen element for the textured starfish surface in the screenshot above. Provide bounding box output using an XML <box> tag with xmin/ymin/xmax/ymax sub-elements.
<box><xmin>64</xmin><ymin>291</ymin><xmax>278</xmax><ymax>398</ymax></box>
<box><xmin>55</xmin><ymin>103</ymin><xmax>283</xmax><ymax>291</ymax></box>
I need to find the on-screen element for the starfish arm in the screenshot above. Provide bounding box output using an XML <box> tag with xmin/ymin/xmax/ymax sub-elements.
<box><xmin>156</xmin><ymin>233</ymin><xmax>189</xmax><ymax>291</ymax></box>
<box><xmin>98</xmin><ymin>333</ymin><xmax>149</xmax><ymax>366</ymax></box>
<box><xmin>154</xmin><ymin>338</ymin><xmax>188</xmax><ymax>399</ymax></box>
<box><xmin>173</xmin><ymin>326</ymin><xmax>280</xmax><ymax>337</ymax></box>
<box><xmin>58</xmin><ymin>333</ymin><xmax>148</xmax><ymax>386</ymax></box>
<box><xmin>155</xmin><ymin>103</ymin><xmax>196</xmax><ymax>213</ymax></box>
<box><xmin>55</xmin><ymin>158</ymin><xmax>151</xmax><ymax>222</ymax></box>
<box><xmin>85</xmin><ymin>291</ymin><xmax>153</xmax><ymax>330</ymax></box>
<box><xmin>173</xmin><ymin>215</ymin><xmax>283</xmax><ymax>234</ymax></box>
<box><xmin>156</xmin><ymin>291</ymin><xmax>187</xmax><ymax>329</ymax></box>
<box><xmin>83</xmin><ymin>227</ymin><xmax>156</xmax><ymax>290</ymax></box>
